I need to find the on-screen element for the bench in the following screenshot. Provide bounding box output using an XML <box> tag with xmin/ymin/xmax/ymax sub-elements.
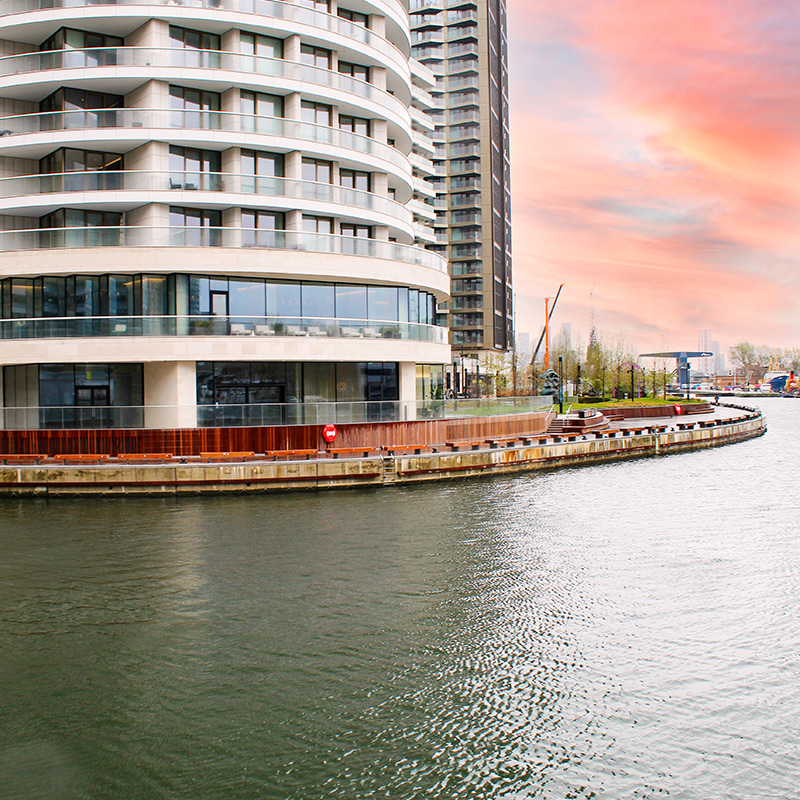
<box><xmin>326</xmin><ymin>446</ymin><xmax>380</xmax><ymax>458</ymax></box>
<box><xmin>446</xmin><ymin>440</ymin><xmax>484</xmax><ymax>452</ymax></box>
<box><xmin>200</xmin><ymin>451</ymin><xmax>256</xmax><ymax>461</ymax></box>
<box><xmin>117</xmin><ymin>453</ymin><xmax>174</xmax><ymax>461</ymax></box>
<box><xmin>485</xmin><ymin>436</ymin><xmax>520</xmax><ymax>448</ymax></box>
<box><xmin>0</xmin><ymin>454</ymin><xmax>48</xmax><ymax>464</ymax></box>
<box><xmin>383</xmin><ymin>444</ymin><xmax>426</xmax><ymax>455</ymax></box>
<box><xmin>265</xmin><ymin>448</ymin><xmax>318</xmax><ymax>460</ymax></box>
<box><xmin>54</xmin><ymin>454</ymin><xmax>110</xmax><ymax>463</ymax></box>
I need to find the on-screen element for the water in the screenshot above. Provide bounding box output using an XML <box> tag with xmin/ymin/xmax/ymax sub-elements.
<box><xmin>0</xmin><ymin>398</ymin><xmax>797</xmax><ymax>800</ymax></box>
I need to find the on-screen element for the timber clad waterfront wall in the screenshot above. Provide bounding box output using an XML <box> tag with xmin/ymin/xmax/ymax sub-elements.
<box><xmin>0</xmin><ymin>411</ymin><xmax>554</xmax><ymax>456</ymax></box>
<box><xmin>0</xmin><ymin>409</ymin><xmax>765</xmax><ymax>496</ymax></box>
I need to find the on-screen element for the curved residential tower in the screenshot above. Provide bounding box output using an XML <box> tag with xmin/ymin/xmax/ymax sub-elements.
<box><xmin>0</xmin><ymin>0</ymin><xmax>449</xmax><ymax>429</ymax></box>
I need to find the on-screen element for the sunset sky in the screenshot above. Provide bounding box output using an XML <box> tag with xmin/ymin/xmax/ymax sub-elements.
<box><xmin>507</xmin><ymin>0</ymin><xmax>800</xmax><ymax>357</ymax></box>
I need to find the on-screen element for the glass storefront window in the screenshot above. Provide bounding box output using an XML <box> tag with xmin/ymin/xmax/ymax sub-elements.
<box><xmin>303</xmin><ymin>362</ymin><xmax>335</xmax><ymax>402</ymax></box>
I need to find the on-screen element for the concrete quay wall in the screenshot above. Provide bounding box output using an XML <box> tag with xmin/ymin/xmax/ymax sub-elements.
<box><xmin>0</xmin><ymin>408</ymin><xmax>766</xmax><ymax>496</ymax></box>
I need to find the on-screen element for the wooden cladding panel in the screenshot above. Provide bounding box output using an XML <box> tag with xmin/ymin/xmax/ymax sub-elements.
<box><xmin>0</xmin><ymin>411</ymin><xmax>553</xmax><ymax>456</ymax></box>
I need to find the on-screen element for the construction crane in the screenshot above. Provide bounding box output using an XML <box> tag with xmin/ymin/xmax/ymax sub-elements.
<box><xmin>530</xmin><ymin>284</ymin><xmax>564</xmax><ymax>368</ymax></box>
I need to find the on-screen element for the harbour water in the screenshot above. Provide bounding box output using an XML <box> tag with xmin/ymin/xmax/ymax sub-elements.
<box><xmin>0</xmin><ymin>397</ymin><xmax>797</xmax><ymax>800</ymax></box>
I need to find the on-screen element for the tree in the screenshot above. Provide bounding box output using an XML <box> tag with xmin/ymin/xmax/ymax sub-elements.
<box><xmin>729</xmin><ymin>341</ymin><xmax>759</xmax><ymax>383</ymax></box>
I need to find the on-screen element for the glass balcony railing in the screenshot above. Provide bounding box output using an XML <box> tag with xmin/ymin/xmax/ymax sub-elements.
<box><xmin>0</xmin><ymin>48</ymin><xmax>408</xmax><ymax>118</ymax></box>
<box><xmin>0</xmin><ymin>314</ymin><xmax>449</xmax><ymax>343</ymax></box>
<box><xmin>0</xmin><ymin>0</ymin><xmax>407</xmax><ymax>66</ymax></box>
<box><xmin>0</xmin><ymin>397</ymin><xmax>554</xmax><ymax>430</ymax></box>
<box><xmin>0</xmin><ymin>226</ymin><xmax>449</xmax><ymax>271</ymax></box>
<box><xmin>0</xmin><ymin>171</ymin><xmax>410</xmax><ymax>220</ymax></box>
<box><xmin>0</xmin><ymin>109</ymin><xmax>409</xmax><ymax>172</ymax></box>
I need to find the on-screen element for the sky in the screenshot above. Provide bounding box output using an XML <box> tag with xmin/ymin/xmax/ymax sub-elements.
<box><xmin>507</xmin><ymin>0</ymin><xmax>800</xmax><ymax>357</ymax></box>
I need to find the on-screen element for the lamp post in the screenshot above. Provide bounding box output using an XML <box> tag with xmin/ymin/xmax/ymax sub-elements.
<box><xmin>630</xmin><ymin>364</ymin><xmax>635</xmax><ymax>402</ymax></box>
<box><xmin>558</xmin><ymin>355</ymin><xmax>564</xmax><ymax>413</ymax></box>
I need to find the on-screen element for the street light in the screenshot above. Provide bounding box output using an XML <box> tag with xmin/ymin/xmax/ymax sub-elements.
<box><xmin>558</xmin><ymin>355</ymin><xmax>564</xmax><ymax>414</ymax></box>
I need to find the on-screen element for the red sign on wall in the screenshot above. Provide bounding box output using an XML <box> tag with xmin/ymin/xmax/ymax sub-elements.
<box><xmin>322</xmin><ymin>424</ymin><xmax>337</xmax><ymax>444</ymax></box>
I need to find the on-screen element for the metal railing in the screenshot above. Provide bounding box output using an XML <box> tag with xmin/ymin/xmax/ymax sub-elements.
<box><xmin>0</xmin><ymin>109</ymin><xmax>409</xmax><ymax>172</ymax></box>
<box><xmin>0</xmin><ymin>0</ymin><xmax>407</xmax><ymax>66</ymax></box>
<box><xmin>0</xmin><ymin>171</ymin><xmax>410</xmax><ymax>220</ymax></box>
<box><xmin>0</xmin><ymin>315</ymin><xmax>448</xmax><ymax>343</ymax></box>
<box><xmin>0</xmin><ymin>397</ymin><xmax>554</xmax><ymax>430</ymax></box>
<box><xmin>0</xmin><ymin>227</ymin><xmax>448</xmax><ymax>271</ymax></box>
<box><xmin>0</xmin><ymin>47</ymin><xmax>408</xmax><ymax>117</ymax></box>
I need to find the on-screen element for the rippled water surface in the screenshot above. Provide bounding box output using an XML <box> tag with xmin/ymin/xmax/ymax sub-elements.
<box><xmin>1</xmin><ymin>398</ymin><xmax>798</xmax><ymax>800</ymax></box>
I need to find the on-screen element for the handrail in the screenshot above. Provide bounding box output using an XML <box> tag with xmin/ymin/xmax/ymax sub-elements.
<box><xmin>0</xmin><ymin>314</ymin><xmax>449</xmax><ymax>342</ymax></box>
<box><xmin>0</xmin><ymin>109</ymin><xmax>410</xmax><ymax>172</ymax></box>
<box><xmin>0</xmin><ymin>47</ymin><xmax>410</xmax><ymax>115</ymax></box>
<box><xmin>0</xmin><ymin>171</ymin><xmax>411</xmax><ymax>220</ymax></box>
<box><xmin>0</xmin><ymin>0</ymin><xmax>409</xmax><ymax>67</ymax></box>
<box><xmin>0</xmin><ymin>226</ymin><xmax>449</xmax><ymax>271</ymax></box>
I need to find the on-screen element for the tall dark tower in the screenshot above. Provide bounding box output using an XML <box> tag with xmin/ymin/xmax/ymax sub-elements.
<box><xmin>411</xmin><ymin>0</ymin><xmax>514</xmax><ymax>355</ymax></box>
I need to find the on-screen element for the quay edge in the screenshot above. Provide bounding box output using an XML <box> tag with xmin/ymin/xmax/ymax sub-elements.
<box><xmin>0</xmin><ymin>405</ymin><xmax>766</xmax><ymax>497</ymax></box>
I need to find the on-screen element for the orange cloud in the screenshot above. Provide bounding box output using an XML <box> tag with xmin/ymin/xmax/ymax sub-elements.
<box><xmin>509</xmin><ymin>0</ymin><xmax>800</xmax><ymax>353</ymax></box>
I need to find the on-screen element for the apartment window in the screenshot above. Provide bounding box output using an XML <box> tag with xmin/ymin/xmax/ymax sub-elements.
<box><xmin>452</xmin><ymin>277</ymin><xmax>483</xmax><ymax>293</ymax></box>
<box><xmin>368</xmin><ymin>286</ymin><xmax>398</xmax><ymax>321</ymax></box>
<box><xmin>242</xmin><ymin>210</ymin><xmax>285</xmax><ymax>248</ymax></box>
<box><xmin>40</xmin><ymin>27</ymin><xmax>122</xmax><ymax>67</ymax></box>
<box><xmin>338</xmin><ymin>61</ymin><xmax>369</xmax><ymax>81</ymax></box>
<box><xmin>339</xmin><ymin>169</ymin><xmax>370</xmax><ymax>191</ymax></box>
<box><xmin>241</xmin><ymin>150</ymin><xmax>283</xmax><ymax>193</ymax></box>
<box><xmin>40</xmin><ymin>208</ymin><xmax>122</xmax><ymax>247</ymax></box>
<box><xmin>240</xmin><ymin>32</ymin><xmax>283</xmax><ymax>70</ymax></box>
<box><xmin>302</xmin><ymin>216</ymin><xmax>333</xmax><ymax>234</ymax></box>
<box><xmin>338</xmin><ymin>8</ymin><xmax>369</xmax><ymax>26</ymax></box>
<box><xmin>40</xmin><ymin>88</ymin><xmax>123</xmax><ymax>130</ymax></box>
<box><xmin>300</xmin><ymin>44</ymin><xmax>332</xmax><ymax>69</ymax></box>
<box><xmin>302</xmin><ymin>283</ymin><xmax>335</xmax><ymax>318</ymax></box>
<box><xmin>240</xmin><ymin>91</ymin><xmax>283</xmax><ymax>134</ymax></box>
<box><xmin>335</xmin><ymin>284</ymin><xmax>366</xmax><ymax>319</ymax></box>
<box><xmin>339</xmin><ymin>115</ymin><xmax>370</xmax><ymax>137</ymax></box>
<box><xmin>169</xmin><ymin>26</ymin><xmax>221</xmax><ymax>67</ymax></box>
<box><xmin>169</xmin><ymin>146</ymin><xmax>221</xmax><ymax>190</ymax></box>
<box><xmin>40</xmin><ymin>148</ymin><xmax>123</xmax><ymax>191</ymax></box>
<box><xmin>301</xmin><ymin>101</ymin><xmax>332</xmax><ymax>127</ymax></box>
<box><xmin>169</xmin><ymin>85</ymin><xmax>221</xmax><ymax>129</ymax></box>
<box><xmin>169</xmin><ymin>207</ymin><xmax>222</xmax><ymax>246</ymax></box>
<box><xmin>297</xmin><ymin>0</ymin><xmax>330</xmax><ymax>10</ymax></box>
<box><xmin>302</xmin><ymin>158</ymin><xmax>332</xmax><ymax>183</ymax></box>
<box><xmin>340</xmin><ymin>223</ymin><xmax>371</xmax><ymax>255</ymax></box>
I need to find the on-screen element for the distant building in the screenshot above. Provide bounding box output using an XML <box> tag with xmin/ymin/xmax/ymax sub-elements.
<box><xmin>698</xmin><ymin>329</ymin><xmax>714</xmax><ymax>375</ymax></box>
<box><xmin>410</xmin><ymin>0</ymin><xmax>514</xmax><ymax>354</ymax></box>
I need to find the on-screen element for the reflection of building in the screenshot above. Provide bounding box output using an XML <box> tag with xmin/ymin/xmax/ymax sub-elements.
<box><xmin>410</xmin><ymin>0</ymin><xmax>513</xmax><ymax>354</ymax></box>
<box><xmin>0</xmin><ymin>0</ymin><xmax>451</xmax><ymax>429</ymax></box>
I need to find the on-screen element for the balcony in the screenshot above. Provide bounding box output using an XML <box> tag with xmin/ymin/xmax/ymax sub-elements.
<box><xmin>0</xmin><ymin>109</ymin><xmax>410</xmax><ymax>173</ymax></box>
<box><xmin>0</xmin><ymin>171</ymin><xmax>412</xmax><ymax>224</ymax></box>
<box><xmin>0</xmin><ymin>314</ymin><xmax>448</xmax><ymax>343</ymax></box>
<box><xmin>0</xmin><ymin>226</ymin><xmax>449</xmax><ymax>271</ymax></box>
<box><xmin>0</xmin><ymin>48</ymin><xmax>409</xmax><ymax>119</ymax></box>
<box><xmin>0</xmin><ymin>0</ymin><xmax>408</xmax><ymax>69</ymax></box>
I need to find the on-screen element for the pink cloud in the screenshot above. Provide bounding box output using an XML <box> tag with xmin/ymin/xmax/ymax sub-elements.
<box><xmin>508</xmin><ymin>0</ymin><xmax>800</xmax><ymax>353</ymax></box>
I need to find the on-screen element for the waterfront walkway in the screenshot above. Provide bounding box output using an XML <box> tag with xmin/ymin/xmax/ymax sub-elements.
<box><xmin>0</xmin><ymin>402</ymin><xmax>766</xmax><ymax>496</ymax></box>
